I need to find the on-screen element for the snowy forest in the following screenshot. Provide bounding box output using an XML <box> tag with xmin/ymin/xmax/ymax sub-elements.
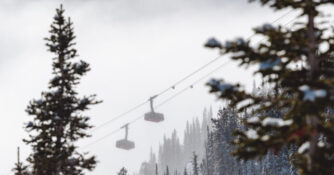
<box><xmin>136</xmin><ymin>87</ymin><xmax>297</xmax><ymax>175</ymax></box>
<box><xmin>2</xmin><ymin>0</ymin><xmax>334</xmax><ymax>175</ymax></box>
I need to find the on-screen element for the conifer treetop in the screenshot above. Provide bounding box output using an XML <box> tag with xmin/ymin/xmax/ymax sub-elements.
<box><xmin>118</xmin><ymin>167</ymin><xmax>128</xmax><ymax>175</ymax></box>
<box><xmin>23</xmin><ymin>4</ymin><xmax>101</xmax><ymax>175</ymax></box>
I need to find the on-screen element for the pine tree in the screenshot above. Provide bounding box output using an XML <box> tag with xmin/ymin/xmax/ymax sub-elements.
<box><xmin>139</xmin><ymin>148</ymin><xmax>156</xmax><ymax>175</ymax></box>
<box><xmin>156</xmin><ymin>164</ymin><xmax>159</xmax><ymax>175</ymax></box>
<box><xmin>210</xmin><ymin>108</ymin><xmax>241</xmax><ymax>174</ymax></box>
<box><xmin>205</xmin><ymin>0</ymin><xmax>334</xmax><ymax>174</ymax></box>
<box><xmin>23</xmin><ymin>5</ymin><xmax>101</xmax><ymax>175</ymax></box>
<box><xmin>12</xmin><ymin>147</ymin><xmax>30</xmax><ymax>175</ymax></box>
<box><xmin>202</xmin><ymin>127</ymin><xmax>214</xmax><ymax>175</ymax></box>
<box><xmin>165</xmin><ymin>166</ymin><xmax>170</xmax><ymax>175</ymax></box>
<box><xmin>191</xmin><ymin>152</ymin><xmax>199</xmax><ymax>175</ymax></box>
<box><xmin>118</xmin><ymin>167</ymin><xmax>128</xmax><ymax>175</ymax></box>
<box><xmin>183</xmin><ymin>168</ymin><xmax>188</xmax><ymax>175</ymax></box>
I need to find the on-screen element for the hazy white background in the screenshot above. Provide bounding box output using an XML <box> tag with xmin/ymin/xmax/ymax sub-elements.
<box><xmin>0</xmin><ymin>0</ymin><xmax>298</xmax><ymax>174</ymax></box>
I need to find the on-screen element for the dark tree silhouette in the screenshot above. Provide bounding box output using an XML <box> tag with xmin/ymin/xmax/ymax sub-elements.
<box><xmin>183</xmin><ymin>168</ymin><xmax>188</xmax><ymax>175</ymax></box>
<box><xmin>12</xmin><ymin>147</ymin><xmax>30</xmax><ymax>175</ymax></box>
<box><xmin>192</xmin><ymin>152</ymin><xmax>199</xmax><ymax>175</ymax></box>
<box><xmin>117</xmin><ymin>167</ymin><xmax>128</xmax><ymax>175</ymax></box>
<box><xmin>156</xmin><ymin>164</ymin><xmax>159</xmax><ymax>175</ymax></box>
<box><xmin>164</xmin><ymin>166</ymin><xmax>170</xmax><ymax>175</ymax></box>
<box><xmin>23</xmin><ymin>5</ymin><xmax>101</xmax><ymax>175</ymax></box>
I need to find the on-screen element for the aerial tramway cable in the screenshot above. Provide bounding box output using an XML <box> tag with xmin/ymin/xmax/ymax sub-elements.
<box><xmin>82</xmin><ymin>60</ymin><xmax>231</xmax><ymax>149</ymax></box>
<box><xmin>82</xmin><ymin>10</ymin><xmax>297</xmax><ymax>150</ymax></box>
<box><xmin>90</xmin><ymin>55</ymin><xmax>223</xmax><ymax>132</ymax></box>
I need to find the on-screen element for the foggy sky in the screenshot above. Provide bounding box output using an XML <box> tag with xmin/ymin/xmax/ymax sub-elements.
<box><xmin>0</xmin><ymin>0</ymin><xmax>298</xmax><ymax>174</ymax></box>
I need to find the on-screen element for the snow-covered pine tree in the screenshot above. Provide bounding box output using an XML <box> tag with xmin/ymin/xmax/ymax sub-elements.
<box><xmin>211</xmin><ymin>108</ymin><xmax>241</xmax><ymax>174</ymax></box>
<box><xmin>205</xmin><ymin>0</ymin><xmax>334</xmax><ymax>174</ymax></box>
<box><xmin>118</xmin><ymin>167</ymin><xmax>128</xmax><ymax>175</ymax></box>
<box><xmin>12</xmin><ymin>147</ymin><xmax>30</xmax><ymax>175</ymax></box>
<box><xmin>201</xmin><ymin>127</ymin><xmax>214</xmax><ymax>175</ymax></box>
<box><xmin>23</xmin><ymin>5</ymin><xmax>101</xmax><ymax>174</ymax></box>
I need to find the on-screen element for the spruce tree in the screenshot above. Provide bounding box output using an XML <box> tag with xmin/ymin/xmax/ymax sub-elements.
<box><xmin>23</xmin><ymin>5</ymin><xmax>101</xmax><ymax>174</ymax></box>
<box><xmin>165</xmin><ymin>166</ymin><xmax>170</xmax><ymax>175</ymax></box>
<box><xmin>205</xmin><ymin>0</ymin><xmax>334</xmax><ymax>174</ymax></box>
<box><xmin>183</xmin><ymin>168</ymin><xmax>188</xmax><ymax>175</ymax></box>
<box><xmin>118</xmin><ymin>167</ymin><xmax>128</xmax><ymax>175</ymax></box>
<box><xmin>12</xmin><ymin>147</ymin><xmax>30</xmax><ymax>175</ymax></box>
<box><xmin>191</xmin><ymin>152</ymin><xmax>199</xmax><ymax>175</ymax></box>
<box><xmin>156</xmin><ymin>164</ymin><xmax>159</xmax><ymax>175</ymax></box>
<box><xmin>202</xmin><ymin>127</ymin><xmax>214</xmax><ymax>175</ymax></box>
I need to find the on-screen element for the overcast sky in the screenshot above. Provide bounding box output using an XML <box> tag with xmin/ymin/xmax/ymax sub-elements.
<box><xmin>0</xmin><ymin>0</ymin><xmax>299</xmax><ymax>174</ymax></box>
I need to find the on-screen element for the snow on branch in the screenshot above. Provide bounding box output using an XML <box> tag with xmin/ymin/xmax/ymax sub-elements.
<box><xmin>204</xmin><ymin>38</ymin><xmax>222</xmax><ymax>49</ymax></box>
<box><xmin>208</xmin><ymin>79</ymin><xmax>238</xmax><ymax>93</ymax></box>
<box><xmin>262</xmin><ymin>117</ymin><xmax>293</xmax><ymax>127</ymax></box>
<box><xmin>260</xmin><ymin>58</ymin><xmax>281</xmax><ymax>71</ymax></box>
<box><xmin>254</xmin><ymin>23</ymin><xmax>275</xmax><ymax>33</ymax></box>
<box><xmin>247</xmin><ymin>116</ymin><xmax>260</xmax><ymax>124</ymax></box>
<box><xmin>245</xmin><ymin>129</ymin><xmax>259</xmax><ymax>140</ymax></box>
<box><xmin>298</xmin><ymin>142</ymin><xmax>310</xmax><ymax>154</ymax></box>
<box><xmin>299</xmin><ymin>85</ymin><xmax>327</xmax><ymax>102</ymax></box>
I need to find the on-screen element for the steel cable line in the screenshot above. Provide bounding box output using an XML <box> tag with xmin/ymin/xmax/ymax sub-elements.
<box><xmin>82</xmin><ymin>11</ymin><xmax>298</xmax><ymax>149</ymax></box>
<box><xmin>90</xmin><ymin>54</ymin><xmax>222</xmax><ymax>133</ymax></box>
<box><xmin>90</xmin><ymin>100</ymin><xmax>149</xmax><ymax>132</ymax></box>
<box><xmin>88</xmin><ymin>10</ymin><xmax>296</xmax><ymax>134</ymax></box>
<box><xmin>156</xmin><ymin>61</ymin><xmax>232</xmax><ymax>108</ymax></box>
<box><xmin>82</xmin><ymin>60</ymin><xmax>232</xmax><ymax>149</ymax></box>
<box><xmin>90</xmin><ymin>56</ymin><xmax>225</xmax><ymax>133</ymax></box>
<box><xmin>82</xmin><ymin>128</ymin><xmax>121</xmax><ymax>149</ymax></box>
<box><xmin>129</xmin><ymin>60</ymin><xmax>232</xmax><ymax>125</ymax></box>
<box><xmin>149</xmin><ymin>10</ymin><xmax>295</xmax><ymax>97</ymax></box>
<box><xmin>155</xmin><ymin>55</ymin><xmax>222</xmax><ymax>96</ymax></box>
<box><xmin>246</xmin><ymin>9</ymin><xmax>294</xmax><ymax>40</ymax></box>
<box><xmin>252</xmin><ymin>15</ymin><xmax>298</xmax><ymax>46</ymax></box>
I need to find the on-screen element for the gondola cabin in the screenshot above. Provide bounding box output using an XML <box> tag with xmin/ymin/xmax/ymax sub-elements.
<box><xmin>116</xmin><ymin>139</ymin><xmax>135</xmax><ymax>150</ymax></box>
<box><xmin>144</xmin><ymin>96</ymin><xmax>164</xmax><ymax>123</ymax></box>
<box><xmin>144</xmin><ymin>112</ymin><xmax>164</xmax><ymax>122</ymax></box>
<box><xmin>116</xmin><ymin>124</ymin><xmax>135</xmax><ymax>150</ymax></box>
